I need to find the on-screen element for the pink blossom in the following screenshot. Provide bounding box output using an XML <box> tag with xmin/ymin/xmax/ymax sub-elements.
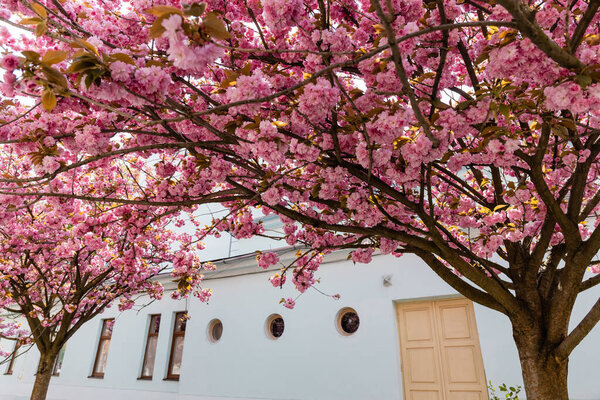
<box><xmin>488</xmin><ymin>140</ymin><xmax>505</xmax><ymax>154</ymax></box>
<box><xmin>257</xmin><ymin>251</ymin><xmax>279</xmax><ymax>269</ymax></box>
<box><xmin>41</xmin><ymin>156</ymin><xmax>60</xmax><ymax>174</ymax></box>
<box><xmin>161</xmin><ymin>14</ymin><xmax>182</xmax><ymax>41</ymax></box>
<box><xmin>261</xmin><ymin>187</ymin><xmax>282</xmax><ymax>206</ymax></box>
<box><xmin>282</xmin><ymin>297</ymin><xmax>295</xmax><ymax>309</ymax></box>
<box><xmin>297</xmin><ymin>78</ymin><xmax>339</xmax><ymax>124</ymax></box>
<box><xmin>269</xmin><ymin>273</ymin><xmax>285</xmax><ymax>287</ymax></box>
<box><xmin>1</xmin><ymin>55</ymin><xmax>19</xmax><ymax>71</ymax></box>
<box><xmin>160</xmin><ymin>14</ymin><xmax>223</xmax><ymax>72</ymax></box>
<box><xmin>351</xmin><ymin>248</ymin><xmax>374</xmax><ymax>264</ymax></box>
<box><xmin>1</xmin><ymin>71</ymin><xmax>16</xmax><ymax>97</ymax></box>
<box><xmin>261</xmin><ymin>0</ymin><xmax>303</xmax><ymax>33</ymax></box>
<box><xmin>110</xmin><ymin>61</ymin><xmax>134</xmax><ymax>82</ymax></box>
<box><xmin>134</xmin><ymin>66</ymin><xmax>170</xmax><ymax>95</ymax></box>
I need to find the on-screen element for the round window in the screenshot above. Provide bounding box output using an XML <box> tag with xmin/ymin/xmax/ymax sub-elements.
<box><xmin>208</xmin><ymin>319</ymin><xmax>223</xmax><ymax>343</ymax></box>
<box><xmin>337</xmin><ymin>308</ymin><xmax>360</xmax><ymax>335</ymax></box>
<box><xmin>266</xmin><ymin>314</ymin><xmax>285</xmax><ymax>339</ymax></box>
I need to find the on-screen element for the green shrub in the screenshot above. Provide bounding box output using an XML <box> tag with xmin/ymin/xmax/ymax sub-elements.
<box><xmin>488</xmin><ymin>381</ymin><xmax>522</xmax><ymax>400</ymax></box>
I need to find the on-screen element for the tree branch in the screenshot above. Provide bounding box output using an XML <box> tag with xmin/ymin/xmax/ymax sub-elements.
<box><xmin>555</xmin><ymin>297</ymin><xmax>600</xmax><ymax>360</ymax></box>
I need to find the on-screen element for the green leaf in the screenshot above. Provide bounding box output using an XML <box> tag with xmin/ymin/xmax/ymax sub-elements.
<box><xmin>22</xmin><ymin>50</ymin><xmax>40</xmax><ymax>62</ymax></box>
<box><xmin>110</xmin><ymin>53</ymin><xmax>135</xmax><ymax>65</ymax></box>
<box><xmin>67</xmin><ymin>59</ymin><xmax>98</xmax><ymax>74</ymax></box>
<box><xmin>41</xmin><ymin>89</ymin><xmax>57</xmax><ymax>111</ymax></box>
<box><xmin>84</xmin><ymin>73</ymin><xmax>95</xmax><ymax>88</ymax></box>
<box><xmin>31</xmin><ymin>3</ymin><xmax>47</xmax><ymax>19</ymax></box>
<box><xmin>149</xmin><ymin>14</ymin><xmax>175</xmax><ymax>38</ymax></box>
<box><xmin>576</xmin><ymin>74</ymin><xmax>592</xmax><ymax>88</ymax></box>
<box><xmin>71</xmin><ymin>39</ymin><xmax>99</xmax><ymax>56</ymax></box>
<box><xmin>35</xmin><ymin>21</ymin><xmax>48</xmax><ymax>36</ymax></box>
<box><xmin>481</xmin><ymin>125</ymin><xmax>502</xmax><ymax>137</ymax></box>
<box><xmin>201</xmin><ymin>12</ymin><xmax>230</xmax><ymax>40</ymax></box>
<box><xmin>41</xmin><ymin>50</ymin><xmax>68</xmax><ymax>65</ymax></box>
<box><xmin>41</xmin><ymin>65</ymin><xmax>68</xmax><ymax>89</ymax></box>
<box><xmin>498</xmin><ymin>103</ymin><xmax>510</xmax><ymax>119</ymax></box>
<box><xmin>19</xmin><ymin>17</ymin><xmax>43</xmax><ymax>25</ymax></box>
<box><xmin>145</xmin><ymin>5</ymin><xmax>183</xmax><ymax>17</ymax></box>
<box><xmin>184</xmin><ymin>2</ymin><xmax>206</xmax><ymax>17</ymax></box>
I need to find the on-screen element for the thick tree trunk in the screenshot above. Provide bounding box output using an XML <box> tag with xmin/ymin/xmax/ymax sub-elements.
<box><xmin>30</xmin><ymin>353</ymin><xmax>57</xmax><ymax>400</ymax></box>
<box><xmin>514</xmin><ymin>330</ymin><xmax>569</xmax><ymax>400</ymax></box>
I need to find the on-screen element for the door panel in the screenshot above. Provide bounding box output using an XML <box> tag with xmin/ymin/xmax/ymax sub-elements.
<box><xmin>407</xmin><ymin>348</ymin><xmax>438</xmax><ymax>383</ymax></box>
<box><xmin>397</xmin><ymin>298</ymin><xmax>488</xmax><ymax>400</ymax></box>
<box><xmin>412</xmin><ymin>391</ymin><xmax>443</xmax><ymax>400</ymax></box>
<box><xmin>449</xmin><ymin>391</ymin><xmax>483</xmax><ymax>400</ymax></box>
<box><xmin>397</xmin><ymin>303</ymin><xmax>444</xmax><ymax>400</ymax></box>
<box><xmin>444</xmin><ymin>346</ymin><xmax>478</xmax><ymax>382</ymax></box>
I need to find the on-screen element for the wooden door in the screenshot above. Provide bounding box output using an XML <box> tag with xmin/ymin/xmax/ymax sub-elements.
<box><xmin>396</xmin><ymin>298</ymin><xmax>488</xmax><ymax>400</ymax></box>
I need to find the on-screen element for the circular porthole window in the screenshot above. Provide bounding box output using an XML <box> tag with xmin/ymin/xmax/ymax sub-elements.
<box><xmin>208</xmin><ymin>319</ymin><xmax>223</xmax><ymax>343</ymax></box>
<box><xmin>337</xmin><ymin>308</ymin><xmax>360</xmax><ymax>335</ymax></box>
<box><xmin>266</xmin><ymin>314</ymin><xmax>285</xmax><ymax>339</ymax></box>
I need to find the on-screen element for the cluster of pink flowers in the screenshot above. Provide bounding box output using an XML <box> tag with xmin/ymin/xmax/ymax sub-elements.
<box><xmin>256</xmin><ymin>251</ymin><xmax>280</xmax><ymax>269</ymax></box>
<box><xmin>281</xmin><ymin>297</ymin><xmax>296</xmax><ymax>309</ymax></box>
<box><xmin>226</xmin><ymin>70</ymin><xmax>272</xmax><ymax>115</ymax></box>
<box><xmin>297</xmin><ymin>79</ymin><xmax>340</xmax><ymax>124</ymax></box>
<box><xmin>161</xmin><ymin>14</ymin><xmax>223</xmax><ymax>72</ymax></box>
<box><xmin>261</xmin><ymin>0</ymin><xmax>303</xmax><ymax>34</ymax></box>
<box><xmin>269</xmin><ymin>273</ymin><xmax>286</xmax><ymax>287</ymax></box>
<box><xmin>351</xmin><ymin>248</ymin><xmax>375</xmax><ymax>264</ymax></box>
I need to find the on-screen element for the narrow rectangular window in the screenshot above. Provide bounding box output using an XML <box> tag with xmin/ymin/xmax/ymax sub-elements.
<box><xmin>91</xmin><ymin>319</ymin><xmax>114</xmax><ymax>378</ymax></box>
<box><xmin>4</xmin><ymin>341</ymin><xmax>20</xmax><ymax>375</ymax></box>
<box><xmin>140</xmin><ymin>314</ymin><xmax>161</xmax><ymax>379</ymax></box>
<box><xmin>166</xmin><ymin>312</ymin><xmax>186</xmax><ymax>380</ymax></box>
<box><xmin>52</xmin><ymin>346</ymin><xmax>66</xmax><ymax>376</ymax></box>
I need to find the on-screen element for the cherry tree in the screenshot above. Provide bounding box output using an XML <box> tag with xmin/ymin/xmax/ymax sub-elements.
<box><xmin>0</xmin><ymin>158</ymin><xmax>211</xmax><ymax>400</ymax></box>
<box><xmin>1</xmin><ymin>0</ymin><xmax>600</xmax><ymax>398</ymax></box>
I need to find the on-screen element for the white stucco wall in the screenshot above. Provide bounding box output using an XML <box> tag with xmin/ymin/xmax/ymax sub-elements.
<box><xmin>1</xmin><ymin>251</ymin><xmax>599</xmax><ymax>400</ymax></box>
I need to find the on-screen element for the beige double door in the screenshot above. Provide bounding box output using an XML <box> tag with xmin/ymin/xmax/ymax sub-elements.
<box><xmin>396</xmin><ymin>298</ymin><xmax>488</xmax><ymax>400</ymax></box>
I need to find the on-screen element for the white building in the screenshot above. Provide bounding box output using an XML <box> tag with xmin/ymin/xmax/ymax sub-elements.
<box><xmin>1</xmin><ymin>240</ymin><xmax>600</xmax><ymax>400</ymax></box>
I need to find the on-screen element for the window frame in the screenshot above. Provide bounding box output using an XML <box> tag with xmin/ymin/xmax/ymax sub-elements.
<box><xmin>336</xmin><ymin>307</ymin><xmax>360</xmax><ymax>336</ymax></box>
<box><xmin>165</xmin><ymin>312</ymin><xmax>186</xmax><ymax>381</ymax></box>
<box><xmin>139</xmin><ymin>314</ymin><xmax>161</xmax><ymax>380</ymax></box>
<box><xmin>265</xmin><ymin>314</ymin><xmax>285</xmax><ymax>340</ymax></box>
<box><xmin>4</xmin><ymin>340</ymin><xmax>20</xmax><ymax>375</ymax></box>
<box><xmin>90</xmin><ymin>318</ymin><xmax>114</xmax><ymax>378</ymax></box>
<box><xmin>207</xmin><ymin>318</ymin><xmax>223</xmax><ymax>343</ymax></box>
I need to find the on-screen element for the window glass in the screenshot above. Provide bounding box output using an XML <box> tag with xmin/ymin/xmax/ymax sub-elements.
<box><xmin>150</xmin><ymin>315</ymin><xmax>161</xmax><ymax>334</ymax></box>
<box><xmin>140</xmin><ymin>315</ymin><xmax>161</xmax><ymax>379</ymax></box>
<box><xmin>95</xmin><ymin>340</ymin><xmax>110</xmax><ymax>375</ymax></box>
<box><xmin>92</xmin><ymin>319</ymin><xmax>114</xmax><ymax>378</ymax></box>
<box><xmin>337</xmin><ymin>308</ymin><xmax>360</xmax><ymax>335</ymax></box>
<box><xmin>266</xmin><ymin>315</ymin><xmax>284</xmax><ymax>339</ymax></box>
<box><xmin>141</xmin><ymin>336</ymin><xmax>158</xmax><ymax>377</ymax></box>
<box><xmin>167</xmin><ymin>312</ymin><xmax>186</xmax><ymax>379</ymax></box>
<box><xmin>208</xmin><ymin>319</ymin><xmax>223</xmax><ymax>343</ymax></box>
<box><xmin>175</xmin><ymin>315</ymin><xmax>187</xmax><ymax>333</ymax></box>
<box><xmin>170</xmin><ymin>336</ymin><xmax>184</xmax><ymax>376</ymax></box>
<box><xmin>101</xmin><ymin>319</ymin><xmax>114</xmax><ymax>336</ymax></box>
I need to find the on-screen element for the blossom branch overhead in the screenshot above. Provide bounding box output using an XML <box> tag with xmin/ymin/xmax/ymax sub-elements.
<box><xmin>2</xmin><ymin>0</ymin><xmax>600</xmax><ymax>398</ymax></box>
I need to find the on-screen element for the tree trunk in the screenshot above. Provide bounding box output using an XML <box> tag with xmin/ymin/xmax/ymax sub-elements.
<box><xmin>30</xmin><ymin>353</ymin><xmax>57</xmax><ymax>400</ymax></box>
<box><xmin>514</xmin><ymin>330</ymin><xmax>569</xmax><ymax>400</ymax></box>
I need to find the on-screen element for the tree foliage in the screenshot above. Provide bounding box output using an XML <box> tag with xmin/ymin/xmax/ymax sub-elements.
<box><xmin>1</xmin><ymin>0</ymin><xmax>600</xmax><ymax>398</ymax></box>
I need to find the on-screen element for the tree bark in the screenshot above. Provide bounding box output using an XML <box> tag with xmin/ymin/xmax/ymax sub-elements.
<box><xmin>30</xmin><ymin>352</ymin><xmax>57</xmax><ymax>400</ymax></box>
<box><xmin>513</xmin><ymin>329</ymin><xmax>569</xmax><ymax>400</ymax></box>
